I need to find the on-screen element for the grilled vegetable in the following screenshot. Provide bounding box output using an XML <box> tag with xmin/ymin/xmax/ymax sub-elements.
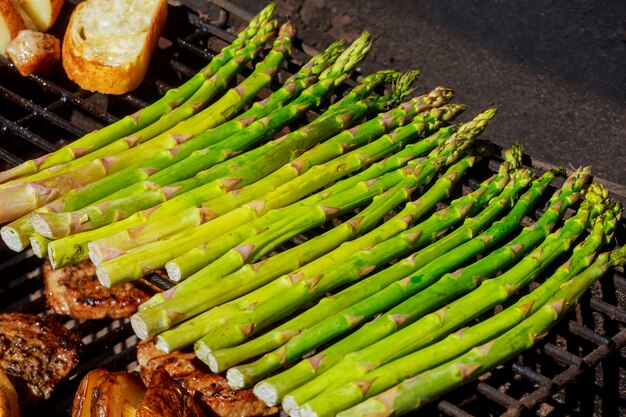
<box><xmin>337</xmin><ymin>243</ymin><xmax>626</xmax><ymax>417</ymax></box>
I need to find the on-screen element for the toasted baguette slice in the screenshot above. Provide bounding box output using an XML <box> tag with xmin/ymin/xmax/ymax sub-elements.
<box><xmin>0</xmin><ymin>0</ymin><xmax>36</xmax><ymax>56</ymax></box>
<box><xmin>17</xmin><ymin>0</ymin><xmax>63</xmax><ymax>31</ymax></box>
<box><xmin>62</xmin><ymin>0</ymin><xmax>167</xmax><ymax>94</ymax></box>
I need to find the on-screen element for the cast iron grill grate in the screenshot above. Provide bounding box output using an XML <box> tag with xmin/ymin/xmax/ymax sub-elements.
<box><xmin>0</xmin><ymin>1</ymin><xmax>624</xmax><ymax>416</ymax></box>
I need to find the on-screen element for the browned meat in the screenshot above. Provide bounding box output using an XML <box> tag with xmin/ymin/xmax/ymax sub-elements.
<box><xmin>72</xmin><ymin>369</ymin><xmax>146</xmax><ymax>417</ymax></box>
<box><xmin>136</xmin><ymin>367</ymin><xmax>205</xmax><ymax>417</ymax></box>
<box><xmin>44</xmin><ymin>260</ymin><xmax>153</xmax><ymax>320</ymax></box>
<box><xmin>0</xmin><ymin>313</ymin><xmax>82</xmax><ymax>406</ymax></box>
<box><xmin>137</xmin><ymin>340</ymin><xmax>279</xmax><ymax>417</ymax></box>
<box><xmin>6</xmin><ymin>30</ymin><xmax>60</xmax><ymax>76</ymax></box>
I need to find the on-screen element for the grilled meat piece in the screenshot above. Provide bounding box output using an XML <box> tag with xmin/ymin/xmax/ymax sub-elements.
<box><xmin>137</xmin><ymin>341</ymin><xmax>279</xmax><ymax>417</ymax></box>
<box><xmin>137</xmin><ymin>367</ymin><xmax>204</xmax><ymax>417</ymax></box>
<box><xmin>0</xmin><ymin>313</ymin><xmax>82</xmax><ymax>406</ymax></box>
<box><xmin>44</xmin><ymin>260</ymin><xmax>152</xmax><ymax>320</ymax></box>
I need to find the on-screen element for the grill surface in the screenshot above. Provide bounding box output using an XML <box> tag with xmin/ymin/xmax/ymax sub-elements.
<box><xmin>0</xmin><ymin>1</ymin><xmax>624</xmax><ymax>416</ymax></box>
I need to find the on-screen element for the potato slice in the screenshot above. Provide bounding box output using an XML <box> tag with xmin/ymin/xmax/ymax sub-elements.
<box><xmin>17</xmin><ymin>0</ymin><xmax>62</xmax><ymax>31</ymax></box>
<box><xmin>73</xmin><ymin>370</ymin><xmax>146</xmax><ymax>417</ymax></box>
<box><xmin>0</xmin><ymin>0</ymin><xmax>28</xmax><ymax>55</ymax></box>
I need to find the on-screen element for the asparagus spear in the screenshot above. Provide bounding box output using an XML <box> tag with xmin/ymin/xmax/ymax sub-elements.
<box><xmin>150</xmin><ymin>151</ymin><xmax>513</xmax><ymax>352</ymax></box>
<box><xmin>47</xmin><ymin>32</ymin><xmax>372</xmax><ymax>215</ymax></box>
<box><xmin>337</xmin><ymin>244</ymin><xmax>626</xmax><ymax>417</ymax></box>
<box><xmin>5</xmin><ymin>51</ymin><xmax>375</xmax><ymax>254</ymax></box>
<box><xmin>164</xmin><ymin>105</ymin><xmax>458</xmax><ymax>282</ymax></box>
<box><xmin>285</xmin><ymin>183</ymin><xmax>607</xmax><ymax>413</ymax></box>
<box><xmin>301</xmin><ymin>204</ymin><xmax>621</xmax><ymax>417</ymax></box>
<box><xmin>0</xmin><ymin>4</ymin><xmax>276</xmax><ymax>185</ymax></box>
<box><xmin>257</xmin><ymin>168</ymin><xmax>590</xmax><ymax>408</ymax></box>
<box><xmin>0</xmin><ymin>21</ymin><xmax>296</xmax><ymax>223</ymax></box>
<box><xmin>92</xmin><ymin>104</ymin><xmax>457</xmax><ymax>284</ymax></box>
<box><xmin>28</xmin><ymin>41</ymin><xmax>346</xmax><ymax>240</ymax></box>
<box><xmin>136</xmin><ymin>143</ymin><xmax>480</xmax><ymax>344</ymax></box>
<box><xmin>47</xmin><ymin>80</ymin><xmax>430</xmax><ymax>269</ymax></box>
<box><xmin>168</xmin><ymin>115</ymin><xmax>491</xmax><ymax>351</ymax></box>
<box><xmin>139</xmin><ymin>126</ymin><xmax>469</xmax><ymax>312</ymax></box>
<box><xmin>201</xmin><ymin>166</ymin><xmax>537</xmax><ymax>373</ymax></box>
<box><xmin>180</xmin><ymin>146</ymin><xmax>522</xmax><ymax>368</ymax></box>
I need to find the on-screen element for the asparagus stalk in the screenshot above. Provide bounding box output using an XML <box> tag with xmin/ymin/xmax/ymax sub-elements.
<box><xmin>201</xmin><ymin>155</ymin><xmax>487</xmax><ymax>372</ymax></box>
<box><xmin>43</xmin><ymin>84</ymin><xmax>428</xmax><ymax>269</ymax></box>
<box><xmin>47</xmin><ymin>80</ymin><xmax>429</xmax><ymax>269</ymax></box>
<box><xmin>84</xmin><ymin>80</ymin><xmax>447</xmax><ymax>263</ymax></box>
<box><xmin>0</xmin><ymin>4</ymin><xmax>277</xmax><ymax>185</ymax></box>
<box><xmin>136</xmin><ymin>145</ymin><xmax>480</xmax><ymax>344</ymax></box>
<box><xmin>188</xmin><ymin>146</ymin><xmax>522</xmax><ymax>370</ymax></box>
<box><xmin>11</xmin><ymin>58</ymin><xmax>382</xmax><ymax>257</ymax></box>
<box><xmin>92</xmin><ymin>104</ymin><xmax>458</xmax><ymax>284</ymax></box>
<box><xmin>285</xmin><ymin>183</ymin><xmax>607</xmax><ymax>413</ymax></box>
<box><xmin>205</xmin><ymin>167</ymin><xmax>536</xmax><ymax>376</ymax></box>
<box><xmin>164</xmin><ymin>104</ymin><xmax>458</xmax><ymax>281</ymax></box>
<box><xmin>0</xmin><ymin>21</ymin><xmax>296</xmax><ymax>223</ymax></box>
<box><xmin>28</xmin><ymin>41</ymin><xmax>346</xmax><ymax>240</ymax></box>
<box><xmin>52</xmin><ymin>32</ymin><xmax>372</xmax><ymax>214</ymax></box>
<box><xmin>2</xmin><ymin>25</ymin><xmax>308</xmax><ymax>252</ymax></box>
<box><xmin>140</xmin><ymin>126</ymin><xmax>476</xmax><ymax>313</ymax></box>
<box><xmin>150</xmin><ymin>151</ymin><xmax>514</xmax><ymax>352</ymax></box>
<box><xmin>301</xmin><ymin>204</ymin><xmax>621</xmax><ymax>417</ymax></box>
<box><xmin>337</xmin><ymin>244</ymin><xmax>626</xmax><ymax>417</ymax></box>
<box><xmin>175</xmin><ymin>113</ymin><xmax>493</xmax><ymax>350</ymax></box>
<box><xmin>258</xmin><ymin>168</ymin><xmax>590</xmax><ymax>408</ymax></box>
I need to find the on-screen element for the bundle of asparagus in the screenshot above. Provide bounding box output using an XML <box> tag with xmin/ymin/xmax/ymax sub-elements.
<box><xmin>0</xmin><ymin>3</ymin><xmax>623</xmax><ymax>416</ymax></box>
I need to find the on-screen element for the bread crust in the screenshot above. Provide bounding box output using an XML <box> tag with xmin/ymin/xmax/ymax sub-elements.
<box><xmin>62</xmin><ymin>0</ymin><xmax>167</xmax><ymax>94</ymax></box>
<box><xmin>0</xmin><ymin>0</ymin><xmax>28</xmax><ymax>55</ymax></box>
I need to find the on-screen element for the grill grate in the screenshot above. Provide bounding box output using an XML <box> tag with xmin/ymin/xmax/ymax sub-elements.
<box><xmin>0</xmin><ymin>1</ymin><xmax>624</xmax><ymax>416</ymax></box>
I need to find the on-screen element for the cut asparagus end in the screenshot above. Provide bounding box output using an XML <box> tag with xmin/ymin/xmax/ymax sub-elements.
<box><xmin>253</xmin><ymin>382</ymin><xmax>280</xmax><ymax>407</ymax></box>
<box><xmin>95</xmin><ymin>265</ymin><xmax>111</xmax><ymax>288</ymax></box>
<box><xmin>29</xmin><ymin>234</ymin><xmax>49</xmax><ymax>258</ymax></box>
<box><xmin>154</xmin><ymin>335</ymin><xmax>175</xmax><ymax>353</ymax></box>
<box><xmin>130</xmin><ymin>314</ymin><xmax>151</xmax><ymax>341</ymax></box>
<box><xmin>226</xmin><ymin>367</ymin><xmax>246</xmax><ymax>390</ymax></box>
<box><xmin>194</xmin><ymin>340</ymin><xmax>212</xmax><ymax>364</ymax></box>
<box><xmin>30</xmin><ymin>212</ymin><xmax>65</xmax><ymax>239</ymax></box>
<box><xmin>164</xmin><ymin>261</ymin><xmax>182</xmax><ymax>281</ymax></box>
<box><xmin>282</xmin><ymin>395</ymin><xmax>300</xmax><ymax>415</ymax></box>
<box><xmin>0</xmin><ymin>226</ymin><xmax>28</xmax><ymax>252</ymax></box>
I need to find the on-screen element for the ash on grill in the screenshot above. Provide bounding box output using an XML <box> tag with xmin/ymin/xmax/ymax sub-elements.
<box><xmin>0</xmin><ymin>1</ymin><xmax>624</xmax><ymax>416</ymax></box>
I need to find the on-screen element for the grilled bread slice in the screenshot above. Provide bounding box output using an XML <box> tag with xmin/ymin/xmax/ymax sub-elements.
<box><xmin>62</xmin><ymin>0</ymin><xmax>167</xmax><ymax>94</ymax></box>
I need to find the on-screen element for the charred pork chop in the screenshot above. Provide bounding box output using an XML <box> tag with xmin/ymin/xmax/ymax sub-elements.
<box><xmin>137</xmin><ymin>340</ymin><xmax>279</xmax><ymax>417</ymax></box>
<box><xmin>44</xmin><ymin>260</ymin><xmax>152</xmax><ymax>320</ymax></box>
<box><xmin>0</xmin><ymin>313</ymin><xmax>82</xmax><ymax>405</ymax></box>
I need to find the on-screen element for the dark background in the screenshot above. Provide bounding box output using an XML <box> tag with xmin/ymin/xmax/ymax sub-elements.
<box><xmin>193</xmin><ymin>0</ymin><xmax>626</xmax><ymax>185</ymax></box>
